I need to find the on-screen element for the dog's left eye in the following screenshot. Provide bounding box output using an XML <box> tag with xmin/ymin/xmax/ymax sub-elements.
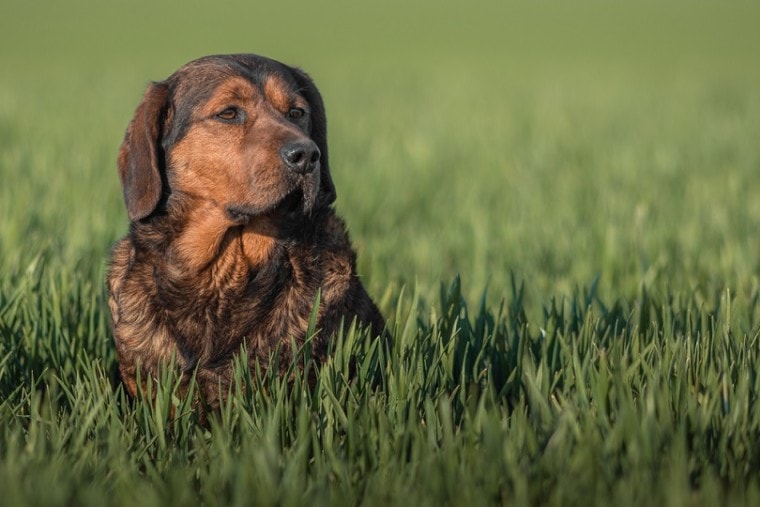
<box><xmin>288</xmin><ymin>108</ymin><xmax>305</xmax><ymax>120</ymax></box>
<box><xmin>216</xmin><ymin>108</ymin><xmax>239</xmax><ymax>121</ymax></box>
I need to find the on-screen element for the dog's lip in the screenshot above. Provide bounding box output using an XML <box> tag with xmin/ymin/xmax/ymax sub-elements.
<box><xmin>226</xmin><ymin>187</ymin><xmax>305</xmax><ymax>222</ymax></box>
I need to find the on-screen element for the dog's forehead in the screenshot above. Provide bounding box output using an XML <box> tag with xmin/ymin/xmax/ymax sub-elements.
<box><xmin>169</xmin><ymin>55</ymin><xmax>298</xmax><ymax>107</ymax></box>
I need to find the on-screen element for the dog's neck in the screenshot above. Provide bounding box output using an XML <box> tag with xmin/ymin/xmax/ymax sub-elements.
<box><xmin>170</xmin><ymin>202</ymin><xmax>278</xmax><ymax>273</ymax></box>
<box><xmin>132</xmin><ymin>197</ymin><xmax>323</xmax><ymax>280</ymax></box>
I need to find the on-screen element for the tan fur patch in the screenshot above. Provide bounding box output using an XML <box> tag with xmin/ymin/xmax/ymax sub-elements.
<box><xmin>200</xmin><ymin>76</ymin><xmax>257</xmax><ymax>117</ymax></box>
<box><xmin>173</xmin><ymin>204</ymin><xmax>236</xmax><ymax>272</ymax></box>
<box><xmin>241</xmin><ymin>219</ymin><xmax>278</xmax><ymax>268</ymax></box>
<box><xmin>264</xmin><ymin>75</ymin><xmax>293</xmax><ymax>111</ymax></box>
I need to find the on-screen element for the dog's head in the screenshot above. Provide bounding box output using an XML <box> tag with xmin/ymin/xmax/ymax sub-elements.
<box><xmin>117</xmin><ymin>54</ymin><xmax>336</xmax><ymax>223</ymax></box>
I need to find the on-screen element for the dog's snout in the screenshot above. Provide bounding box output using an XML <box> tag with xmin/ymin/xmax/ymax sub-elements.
<box><xmin>280</xmin><ymin>141</ymin><xmax>320</xmax><ymax>174</ymax></box>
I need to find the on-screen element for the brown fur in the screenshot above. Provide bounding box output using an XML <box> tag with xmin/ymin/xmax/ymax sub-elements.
<box><xmin>108</xmin><ymin>54</ymin><xmax>384</xmax><ymax>408</ymax></box>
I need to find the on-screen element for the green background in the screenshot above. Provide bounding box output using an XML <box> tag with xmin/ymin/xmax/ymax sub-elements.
<box><xmin>2</xmin><ymin>1</ymin><xmax>759</xmax><ymax>303</ymax></box>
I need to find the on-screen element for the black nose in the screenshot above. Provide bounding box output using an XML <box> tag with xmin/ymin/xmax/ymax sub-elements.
<box><xmin>280</xmin><ymin>141</ymin><xmax>320</xmax><ymax>174</ymax></box>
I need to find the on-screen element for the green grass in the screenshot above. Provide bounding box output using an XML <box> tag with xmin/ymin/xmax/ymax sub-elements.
<box><xmin>2</xmin><ymin>1</ymin><xmax>760</xmax><ymax>505</ymax></box>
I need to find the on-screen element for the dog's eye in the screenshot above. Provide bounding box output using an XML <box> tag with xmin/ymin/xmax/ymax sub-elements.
<box><xmin>216</xmin><ymin>108</ymin><xmax>239</xmax><ymax>121</ymax></box>
<box><xmin>288</xmin><ymin>108</ymin><xmax>305</xmax><ymax>120</ymax></box>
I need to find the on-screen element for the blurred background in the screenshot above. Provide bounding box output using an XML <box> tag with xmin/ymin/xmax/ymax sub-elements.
<box><xmin>1</xmin><ymin>0</ymin><xmax>759</xmax><ymax>311</ymax></box>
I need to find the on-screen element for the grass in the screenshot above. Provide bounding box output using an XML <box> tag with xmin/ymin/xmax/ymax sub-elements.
<box><xmin>1</xmin><ymin>0</ymin><xmax>760</xmax><ymax>505</ymax></box>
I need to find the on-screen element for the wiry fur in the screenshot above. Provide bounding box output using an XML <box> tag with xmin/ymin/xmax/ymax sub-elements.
<box><xmin>107</xmin><ymin>54</ymin><xmax>384</xmax><ymax>407</ymax></box>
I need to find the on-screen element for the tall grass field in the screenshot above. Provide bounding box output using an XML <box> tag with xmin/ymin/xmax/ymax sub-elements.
<box><xmin>1</xmin><ymin>1</ymin><xmax>759</xmax><ymax>505</ymax></box>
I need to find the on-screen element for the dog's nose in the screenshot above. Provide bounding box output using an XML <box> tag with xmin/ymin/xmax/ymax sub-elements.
<box><xmin>280</xmin><ymin>141</ymin><xmax>320</xmax><ymax>174</ymax></box>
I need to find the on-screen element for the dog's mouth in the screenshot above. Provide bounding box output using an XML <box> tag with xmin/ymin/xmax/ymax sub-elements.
<box><xmin>226</xmin><ymin>169</ymin><xmax>321</xmax><ymax>224</ymax></box>
<box><xmin>274</xmin><ymin>187</ymin><xmax>305</xmax><ymax>215</ymax></box>
<box><xmin>226</xmin><ymin>186</ymin><xmax>310</xmax><ymax>223</ymax></box>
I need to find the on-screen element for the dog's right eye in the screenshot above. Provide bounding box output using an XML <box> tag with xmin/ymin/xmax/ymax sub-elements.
<box><xmin>216</xmin><ymin>108</ymin><xmax>239</xmax><ymax>121</ymax></box>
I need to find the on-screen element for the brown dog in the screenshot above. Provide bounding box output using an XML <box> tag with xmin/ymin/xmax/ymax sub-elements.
<box><xmin>107</xmin><ymin>54</ymin><xmax>384</xmax><ymax>407</ymax></box>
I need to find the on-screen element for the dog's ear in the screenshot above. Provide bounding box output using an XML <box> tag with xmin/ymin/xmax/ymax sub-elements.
<box><xmin>118</xmin><ymin>81</ymin><xmax>169</xmax><ymax>221</ymax></box>
<box><xmin>290</xmin><ymin>68</ymin><xmax>336</xmax><ymax>207</ymax></box>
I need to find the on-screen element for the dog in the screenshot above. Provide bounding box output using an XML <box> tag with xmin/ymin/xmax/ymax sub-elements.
<box><xmin>107</xmin><ymin>54</ymin><xmax>384</xmax><ymax>407</ymax></box>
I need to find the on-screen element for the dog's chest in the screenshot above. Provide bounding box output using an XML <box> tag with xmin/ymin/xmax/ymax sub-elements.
<box><xmin>165</xmin><ymin>240</ymin><xmax>351</xmax><ymax>364</ymax></box>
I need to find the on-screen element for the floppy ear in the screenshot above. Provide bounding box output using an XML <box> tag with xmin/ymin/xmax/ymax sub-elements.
<box><xmin>117</xmin><ymin>81</ymin><xmax>169</xmax><ymax>221</ymax></box>
<box><xmin>291</xmin><ymin>68</ymin><xmax>336</xmax><ymax>207</ymax></box>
